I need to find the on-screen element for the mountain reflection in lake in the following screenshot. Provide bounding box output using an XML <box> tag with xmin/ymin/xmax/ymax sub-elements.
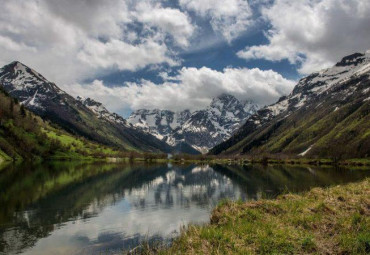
<box><xmin>0</xmin><ymin>162</ymin><xmax>369</xmax><ymax>254</ymax></box>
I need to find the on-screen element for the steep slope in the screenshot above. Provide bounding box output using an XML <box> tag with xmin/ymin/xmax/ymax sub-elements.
<box><xmin>128</xmin><ymin>109</ymin><xmax>192</xmax><ymax>142</ymax></box>
<box><xmin>211</xmin><ymin>52</ymin><xmax>370</xmax><ymax>158</ymax></box>
<box><xmin>0</xmin><ymin>88</ymin><xmax>118</xmax><ymax>161</ymax></box>
<box><xmin>126</xmin><ymin>109</ymin><xmax>199</xmax><ymax>154</ymax></box>
<box><xmin>76</xmin><ymin>96</ymin><xmax>129</xmax><ymax>127</ymax></box>
<box><xmin>128</xmin><ymin>94</ymin><xmax>258</xmax><ymax>153</ymax></box>
<box><xmin>0</xmin><ymin>61</ymin><xmax>171</xmax><ymax>153</ymax></box>
<box><xmin>178</xmin><ymin>95</ymin><xmax>258</xmax><ymax>152</ymax></box>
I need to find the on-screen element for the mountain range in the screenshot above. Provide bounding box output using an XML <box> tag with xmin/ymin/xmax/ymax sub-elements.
<box><xmin>0</xmin><ymin>61</ymin><xmax>261</xmax><ymax>155</ymax></box>
<box><xmin>0</xmin><ymin>61</ymin><xmax>171</xmax><ymax>153</ymax></box>
<box><xmin>128</xmin><ymin>94</ymin><xmax>258</xmax><ymax>153</ymax></box>
<box><xmin>211</xmin><ymin>52</ymin><xmax>370</xmax><ymax>158</ymax></box>
<box><xmin>0</xmin><ymin>51</ymin><xmax>369</xmax><ymax>158</ymax></box>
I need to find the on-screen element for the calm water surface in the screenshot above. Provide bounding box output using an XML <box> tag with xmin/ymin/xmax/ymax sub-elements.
<box><xmin>0</xmin><ymin>162</ymin><xmax>369</xmax><ymax>254</ymax></box>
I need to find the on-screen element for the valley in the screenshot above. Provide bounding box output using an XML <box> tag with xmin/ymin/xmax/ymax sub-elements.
<box><xmin>1</xmin><ymin>52</ymin><xmax>369</xmax><ymax>162</ymax></box>
<box><xmin>0</xmin><ymin>3</ymin><xmax>369</xmax><ymax>253</ymax></box>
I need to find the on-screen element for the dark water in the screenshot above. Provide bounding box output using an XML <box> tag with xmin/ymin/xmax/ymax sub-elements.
<box><xmin>0</xmin><ymin>162</ymin><xmax>369</xmax><ymax>254</ymax></box>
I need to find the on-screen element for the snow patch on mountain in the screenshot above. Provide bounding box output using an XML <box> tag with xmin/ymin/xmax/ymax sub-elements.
<box><xmin>77</xmin><ymin>96</ymin><xmax>128</xmax><ymax>127</ymax></box>
<box><xmin>295</xmin><ymin>52</ymin><xmax>370</xmax><ymax>97</ymax></box>
<box><xmin>128</xmin><ymin>94</ymin><xmax>259</xmax><ymax>153</ymax></box>
<box><xmin>0</xmin><ymin>61</ymin><xmax>69</xmax><ymax>111</ymax></box>
<box><xmin>211</xmin><ymin>51</ymin><xmax>370</xmax><ymax>155</ymax></box>
<box><xmin>298</xmin><ymin>145</ymin><xmax>313</xmax><ymax>156</ymax></box>
<box><xmin>256</xmin><ymin>52</ymin><xmax>370</xmax><ymax>124</ymax></box>
<box><xmin>0</xmin><ymin>61</ymin><xmax>132</xmax><ymax>129</ymax></box>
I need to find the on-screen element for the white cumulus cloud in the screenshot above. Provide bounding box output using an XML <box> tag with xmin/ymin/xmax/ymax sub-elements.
<box><xmin>135</xmin><ymin>3</ymin><xmax>195</xmax><ymax>48</ymax></box>
<box><xmin>238</xmin><ymin>0</ymin><xmax>370</xmax><ymax>74</ymax></box>
<box><xmin>179</xmin><ymin>0</ymin><xmax>253</xmax><ymax>42</ymax></box>
<box><xmin>77</xmin><ymin>39</ymin><xmax>178</xmax><ymax>71</ymax></box>
<box><xmin>0</xmin><ymin>0</ymin><xmax>193</xmax><ymax>84</ymax></box>
<box><xmin>64</xmin><ymin>67</ymin><xmax>295</xmax><ymax>115</ymax></box>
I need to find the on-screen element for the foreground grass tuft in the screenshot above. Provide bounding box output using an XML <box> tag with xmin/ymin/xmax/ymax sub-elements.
<box><xmin>155</xmin><ymin>178</ymin><xmax>370</xmax><ymax>254</ymax></box>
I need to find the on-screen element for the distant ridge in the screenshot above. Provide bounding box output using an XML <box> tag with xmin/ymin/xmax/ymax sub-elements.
<box><xmin>0</xmin><ymin>61</ymin><xmax>172</xmax><ymax>153</ymax></box>
<box><xmin>128</xmin><ymin>94</ymin><xmax>258</xmax><ymax>153</ymax></box>
<box><xmin>210</xmin><ymin>52</ymin><xmax>370</xmax><ymax>158</ymax></box>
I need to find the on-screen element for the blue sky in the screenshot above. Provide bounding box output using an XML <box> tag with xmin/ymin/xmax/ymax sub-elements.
<box><xmin>0</xmin><ymin>0</ymin><xmax>369</xmax><ymax>117</ymax></box>
<box><xmin>95</xmin><ymin>30</ymin><xmax>300</xmax><ymax>87</ymax></box>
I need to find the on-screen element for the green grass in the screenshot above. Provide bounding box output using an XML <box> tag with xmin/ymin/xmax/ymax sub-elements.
<box><xmin>213</xmin><ymin>96</ymin><xmax>370</xmax><ymax>158</ymax></box>
<box><xmin>0</xmin><ymin>89</ymin><xmax>124</xmax><ymax>161</ymax></box>
<box><xmin>45</xmin><ymin>129</ymin><xmax>84</xmax><ymax>147</ymax></box>
<box><xmin>158</xmin><ymin>178</ymin><xmax>370</xmax><ymax>254</ymax></box>
<box><xmin>44</xmin><ymin>129</ymin><xmax>117</xmax><ymax>154</ymax></box>
<box><xmin>41</xmin><ymin>128</ymin><xmax>120</xmax><ymax>160</ymax></box>
<box><xmin>0</xmin><ymin>148</ymin><xmax>11</xmax><ymax>162</ymax></box>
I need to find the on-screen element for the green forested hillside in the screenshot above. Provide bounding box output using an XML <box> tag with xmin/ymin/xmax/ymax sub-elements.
<box><xmin>0</xmin><ymin>61</ymin><xmax>172</xmax><ymax>154</ymax></box>
<box><xmin>211</xmin><ymin>53</ymin><xmax>370</xmax><ymax>159</ymax></box>
<box><xmin>0</xmin><ymin>88</ymin><xmax>119</xmax><ymax>161</ymax></box>
<box><xmin>219</xmin><ymin>92</ymin><xmax>370</xmax><ymax>159</ymax></box>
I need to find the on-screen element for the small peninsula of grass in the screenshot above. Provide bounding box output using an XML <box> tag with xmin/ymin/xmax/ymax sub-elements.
<box><xmin>157</xmin><ymin>178</ymin><xmax>370</xmax><ymax>254</ymax></box>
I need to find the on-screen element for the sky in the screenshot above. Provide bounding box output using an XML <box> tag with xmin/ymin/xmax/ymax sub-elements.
<box><xmin>0</xmin><ymin>0</ymin><xmax>370</xmax><ymax>117</ymax></box>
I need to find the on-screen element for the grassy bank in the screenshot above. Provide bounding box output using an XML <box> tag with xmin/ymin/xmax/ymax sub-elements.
<box><xmin>120</xmin><ymin>156</ymin><xmax>370</xmax><ymax>167</ymax></box>
<box><xmin>157</xmin><ymin>178</ymin><xmax>370</xmax><ymax>254</ymax></box>
<box><xmin>0</xmin><ymin>148</ymin><xmax>11</xmax><ymax>163</ymax></box>
<box><xmin>209</xmin><ymin>157</ymin><xmax>370</xmax><ymax>167</ymax></box>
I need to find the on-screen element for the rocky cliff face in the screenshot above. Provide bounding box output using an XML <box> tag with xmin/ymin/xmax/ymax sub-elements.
<box><xmin>128</xmin><ymin>94</ymin><xmax>258</xmax><ymax>153</ymax></box>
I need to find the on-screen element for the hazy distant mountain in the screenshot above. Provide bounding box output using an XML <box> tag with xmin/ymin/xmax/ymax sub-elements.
<box><xmin>128</xmin><ymin>94</ymin><xmax>258</xmax><ymax>153</ymax></box>
<box><xmin>211</xmin><ymin>52</ymin><xmax>370</xmax><ymax>158</ymax></box>
<box><xmin>0</xmin><ymin>61</ymin><xmax>172</xmax><ymax>153</ymax></box>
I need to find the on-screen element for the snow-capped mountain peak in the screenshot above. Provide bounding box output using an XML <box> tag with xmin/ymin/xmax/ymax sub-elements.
<box><xmin>211</xmin><ymin>51</ymin><xmax>370</xmax><ymax>155</ymax></box>
<box><xmin>0</xmin><ymin>61</ymin><xmax>173</xmax><ymax>153</ymax></box>
<box><xmin>294</xmin><ymin>52</ymin><xmax>370</xmax><ymax>96</ymax></box>
<box><xmin>261</xmin><ymin>51</ymin><xmax>370</xmax><ymax>121</ymax></box>
<box><xmin>1</xmin><ymin>61</ymin><xmax>57</xmax><ymax>90</ymax></box>
<box><xmin>0</xmin><ymin>61</ymin><xmax>66</xmax><ymax>111</ymax></box>
<box><xmin>127</xmin><ymin>108</ymin><xmax>192</xmax><ymax>142</ymax></box>
<box><xmin>128</xmin><ymin>94</ymin><xmax>259</xmax><ymax>153</ymax></box>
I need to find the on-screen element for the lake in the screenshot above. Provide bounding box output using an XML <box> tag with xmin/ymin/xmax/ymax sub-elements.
<box><xmin>0</xmin><ymin>162</ymin><xmax>369</xmax><ymax>254</ymax></box>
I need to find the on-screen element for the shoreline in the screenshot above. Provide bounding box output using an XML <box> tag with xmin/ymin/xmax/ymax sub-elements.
<box><xmin>153</xmin><ymin>178</ymin><xmax>370</xmax><ymax>254</ymax></box>
<box><xmin>105</xmin><ymin>156</ymin><xmax>370</xmax><ymax>167</ymax></box>
<box><xmin>1</xmin><ymin>155</ymin><xmax>370</xmax><ymax>168</ymax></box>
